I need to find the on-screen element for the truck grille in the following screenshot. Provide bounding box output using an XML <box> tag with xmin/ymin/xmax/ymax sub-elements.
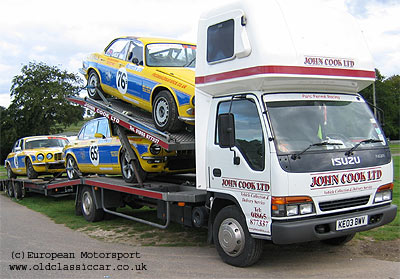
<box><xmin>319</xmin><ymin>196</ymin><xmax>370</xmax><ymax>211</ymax></box>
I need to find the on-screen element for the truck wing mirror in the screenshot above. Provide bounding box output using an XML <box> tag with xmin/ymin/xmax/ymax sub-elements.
<box><xmin>218</xmin><ymin>113</ymin><xmax>235</xmax><ymax>148</ymax></box>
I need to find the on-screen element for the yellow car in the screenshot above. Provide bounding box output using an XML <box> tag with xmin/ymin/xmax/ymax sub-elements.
<box><xmin>63</xmin><ymin>117</ymin><xmax>194</xmax><ymax>182</ymax></box>
<box><xmin>81</xmin><ymin>36</ymin><xmax>196</xmax><ymax>132</ymax></box>
<box><xmin>5</xmin><ymin>136</ymin><xmax>68</xmax><ymax>179</ymax></box>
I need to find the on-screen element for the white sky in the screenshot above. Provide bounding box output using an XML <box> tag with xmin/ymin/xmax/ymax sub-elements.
<box><xmin>0</xmin><ymin>0</ymin><xmax>399</xmax><ymax>108</ymax></box>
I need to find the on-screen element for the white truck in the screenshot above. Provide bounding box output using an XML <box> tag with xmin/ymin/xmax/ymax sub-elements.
<box><xmin>3</xmin><ymin>0</ymin><xmax>396</xmax><ymax>267</ymax></box>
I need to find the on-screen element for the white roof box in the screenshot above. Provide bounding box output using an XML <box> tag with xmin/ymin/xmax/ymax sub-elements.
<box><xmin>195</xmin><ymin>0</ymin><xmax>375</xmax><ymax>96</ymax></box>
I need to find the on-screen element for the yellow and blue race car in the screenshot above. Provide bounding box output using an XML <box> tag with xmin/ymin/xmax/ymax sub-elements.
<box><xmin>63</xmin><ymin>117</ymin><xmax>194</xmax><ymax>183</ymax></box>
<box><xmin>5</xmin><ymin>136</ymin><xmax>68</xmax><ymax>179</ymax></box>
<box><xmin>81</xmin><ymin>36</ymin><xmax>196</xmax><ymax>132</ymax></box>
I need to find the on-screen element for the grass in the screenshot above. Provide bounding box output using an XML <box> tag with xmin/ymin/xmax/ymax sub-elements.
<box><xmin>1</xmin><ymin>145</ymin><xmax>399</xmax><ymax>245</ymax></box>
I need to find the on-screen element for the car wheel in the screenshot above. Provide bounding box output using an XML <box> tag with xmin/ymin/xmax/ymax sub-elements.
<box><xmin>6</xmin><ymin>164</ymin><xmax>16</xmax><ymax>179</ymax></box>
<box><xmin>213</xmin><ymin>205</ymin><xmax>264</xmax><ymax>267</ymax></box>
<box><xmin>81</xmin><ymin>186</ymin><xmax>104</xmax><ymax>222</ymax></box>
<box><xmin>87</xmin><ymin>70</ymin><xmax>102</xmax><ymax>100</ymax></box>
<box><xmin>120</xmin><ymin>149</ymin><xmax>147</xmax><ymax>183</ymax></box>
<box><xmin>66</xmin><ymin>155</ymin><xmax>80</xmax><ymax>180</ymax></box>
<box><xmin>321</xmin><ymin>233</ymin><xmax>356</xmax><ymax>246</ymax></box>
<box><xmin>26</xmin><ymin>158</ymin><xmax>38</xmax><ymax>179</ymax></box>
<box><xmin>152</xmin><ymin>90</ymin><xmax>183</xmax><ymax>132</ymax></box>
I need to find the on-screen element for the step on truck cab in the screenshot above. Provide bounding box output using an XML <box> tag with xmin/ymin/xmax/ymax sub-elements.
<box><xmin>195</xmin><ymin>0</ymin><xmax>397</xmax><ymax>266</ymax></box>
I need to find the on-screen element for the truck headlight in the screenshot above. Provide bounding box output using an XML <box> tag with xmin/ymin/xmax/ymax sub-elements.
<box><xmin>46</xmin><ymin>153</ymin><xmax>53</xmax><ymax>160</ymax></box>
<box><xmin>37</xmin><ymin>154</ymin><xmax>44</xmax><ymax>161</ymax></box>
<box><xmin>374</xmin><ymin>183</ymin><xmax>393</xmax><ymax>203</ymax></box>
<box><xmin>272</xmin><ymin>196</ymin><xmax>314</xmax><ymax>217</ymax></box>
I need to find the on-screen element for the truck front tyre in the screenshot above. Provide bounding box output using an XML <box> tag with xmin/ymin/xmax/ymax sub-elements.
<box><xmin>81</xmin><ymin>186</ymin><xmax>104</xmax><ymax>222</ymax></box>
<box><xmin>213</xmin><ymin>205</ymin><xmax>264</xmax><ymax>267</ymax></box>
<box><xmin>152</xmin><ymin>90</ymin><xmax>183</xmax><ymax>132</ymax></box>
<box><xmin>321</xmin><ymin>233</ymin><xmax>355</xmax><ymax>246</ymax></box>
<box><xmin>26</xmin><ymin>158</ymin><xmax>38</xmax><ymax>179</ymax></box>
<box><xmin>87</xmin><ymin>70</ymin><xmax>102</xmax><ymax>100</ymax></box>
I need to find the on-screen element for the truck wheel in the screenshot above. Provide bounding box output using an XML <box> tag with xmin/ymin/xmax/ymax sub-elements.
<box><xmin>66</xmin><ymin>155</ymin><xmax>80</xmax><ymax>180</ymax></box>
<box><xmin>6</xmin><ymin>165</ymin><xmax>16</xmax><ymax>179</ymax></box>
<box><xmin>321</xmin><ymin>233</ymin><xmax>355</xmax><ymax>246</ymax></box>
<box><xmin>120</xmin><ymin>149</ymin><xmax>147</xmax><ymax>183</ymax></box>
<box><xmin>81</xmin><ymin>186</ymin><xmax>104</xmax><ymax>222</ymax></box>
<box><xmin>87</xmin><ymin>70</ymin><xmax>102</xmax><ymax>100</ymax></box>
<box><xmin>6</xmin><ymin>181</ymin><xmax>14</xmax><ymax>198</ymax></box>
<box><xmin>26</xmin><ymin>158</ymin><xmax>38</xmax><ymax>179</ymax></box>
<box><xmin>152</xmin><ymin>90</ymin><xmax>183</xmax><ymax>132</ymax></box>
<box><xmin>14</xmin><ymin>181</ymin><xmax>23</xmax><ymax>199</ymax></box>
<box><xmin>213</xmin><ymin>205</ymin><xmax>264</xmax><ymax>267</ymax></box>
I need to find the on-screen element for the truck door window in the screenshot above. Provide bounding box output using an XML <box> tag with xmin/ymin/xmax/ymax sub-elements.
<box><xmin>216</xmin><ymin>99</ymin><xmax>265</xmax><ymax>171</ymax></box>
<box><xmin>207</xmin><ymin>19</ymin><xmax>234</xmax><ymax>63</ymax></box>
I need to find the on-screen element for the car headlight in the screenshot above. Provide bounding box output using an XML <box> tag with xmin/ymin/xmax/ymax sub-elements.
<box><xmin>46</xmin><ymin>153</ymin><xmax>53</xmax><ymax>160</ymax></box>
<box><xmin>149</xmin><ymin>144</ymin><xmax>161</xmax><ymax>155</ymax></box>
<box><xmin>192</xmin><ymin>96</ymin><xmax>195</xmax><ymax>106</ymax></box>
<box><xmin>272</xmin><ymin>196</ymin><xmax>315</xmax><ymax>217</ymax></box>
<box><xmin>374</xmin><ymin>183</ymin><xmax>393</xmax><ymax>203</ymax></box>
<box><xmin>37</xmin><ymin>154</ymin><xmax>44</xmax><ymax>161</ymax></box>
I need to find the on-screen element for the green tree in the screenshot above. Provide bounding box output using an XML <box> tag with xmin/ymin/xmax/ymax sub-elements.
<box><xmin>359</xmin><ymin>69</ymin><xmax>399</xmax><ymax>140</ymax></box>
<box><xmin>0</xmin><ymin>62</ymin><xmax>84</xmax><ymax>161</ymax></box>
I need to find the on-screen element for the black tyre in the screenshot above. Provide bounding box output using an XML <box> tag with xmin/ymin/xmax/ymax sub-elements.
<box><xmin>81</xmin><ymin>186</ymin><xmax>104</xmax><ymax>222</ymax></box>
<box><xmin>6</xmin><ymin>164</ymin><xmax>16</xmax><ymax>179</ymax></box>
<box><xmin>152</xmin><ymin>90</ymin><xmax>183</xmax><ymax>132</ymax></box>
<box><xmin>321</xmin><ymin>233</ymin><xmax>355</xmax><ymax>246</ymax></box>
<box><xmin>87</xmin><ymin>70</ymin><xmax>102</xmax><ymax>100</ymax></box>
<box><xmin>6</xmin><ymin>181</ymin><xmax>14</xmax><ymax>198</ymax></box>
<box><xmin>14</xmin><ymin>181</ymin><xmax>23</xmax><ymax>199</ymax></box>
<box><xmin>120</xmin><ymin>149</ymin><xmax>147</xmax><ymax>183</ymax></box>
<box><xmin>213</xmin><ymin>205</ymin><xmax>264</xmax><ymax>267</ymax></box>
<box><xmin>26</xmin><ymin>158</ymin><xmax>38</xmax><ymax>179</ymax></box>
<box><xmin>66</xmin><ymin>155</ymin><xmax>80</xmax><ymax>180</ymax></box>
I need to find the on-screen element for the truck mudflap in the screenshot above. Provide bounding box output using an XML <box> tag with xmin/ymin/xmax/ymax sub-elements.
<box><xmin>271</xmin><ymin>204</ymin><xmax>397</xmax><ymax>245</ymax></box>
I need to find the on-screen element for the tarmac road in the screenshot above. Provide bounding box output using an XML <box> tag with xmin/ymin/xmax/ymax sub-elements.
<box><xmin>1</xmin><ymin>194</ymin><xmax>399</xmax><ymax>279</ymax></box>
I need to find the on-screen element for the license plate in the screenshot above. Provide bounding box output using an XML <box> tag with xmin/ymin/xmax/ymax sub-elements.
<box><xmin>336</xmin><ymin>215</ymin><xmax>368</xmax><ymax>231</ymax></box>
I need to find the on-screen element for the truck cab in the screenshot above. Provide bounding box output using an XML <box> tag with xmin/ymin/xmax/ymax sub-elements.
<box><xmin>195</xmin><ymin>0</ymin><xmax>396</xmax><ymax>266</ymax></box>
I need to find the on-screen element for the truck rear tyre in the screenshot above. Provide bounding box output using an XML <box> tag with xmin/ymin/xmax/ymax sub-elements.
<box><xmin>213</xmin><ymin>205</ymin><xmax>264</xmax><ymax>267</ymax></box>
<box><xmin>87</xmin><ymin>70</ymin><xmax>102</xmax><ymax>100</ymax></box>
<box><xmin>152</xmin><ymin>90</ymin><xmax>183</xmax><ymax>132</ymax></box>
<box><xmin>120</xmin><ymin>149</ymin><xmax>147</xmax><ymax>183</ymax></box>
<box><xmin>81</xmin><ymin>186</ymin><xmax>104</xmax><ymax>222</ymax></box>
<box><xmin>321</xmin><ymin>233</ymin><xmax>355</xmax><ymax>246</ymax></box>
<box><xmin>66</xmin><ymin>155</ymin><xmax>80</xmax><ymax>180</ymax></box>
<box><xmin>26</xmin><ymin>158</ymin><xmax>38</xmax><ymax>179</ymax></box>
<box><xmin>6</xmin><ymin>181</ymin><xmax>14</xmax><ymax>198</ymax></box>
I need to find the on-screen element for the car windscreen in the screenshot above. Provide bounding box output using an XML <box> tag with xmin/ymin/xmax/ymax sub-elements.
<box><xmin>145</xmin><ymin>43</ymin><xmax>196</xmax><ymax>67</ymax></box>
<box><xmin>25</xmin><ymin>138</ymin><xmax>68</xmax><ymax>149</ymax></box>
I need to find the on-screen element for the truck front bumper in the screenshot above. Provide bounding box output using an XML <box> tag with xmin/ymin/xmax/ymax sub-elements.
<box><xmin>271</xmin><ymin>204</ymin><xmax>397</xmax><ymax>244</ymax></box>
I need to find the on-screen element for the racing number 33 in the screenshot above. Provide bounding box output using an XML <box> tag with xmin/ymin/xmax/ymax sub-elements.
<box><xmin>116</xmin><ymin>68</ymin><xmax>128</xmax><ymax>94</ymax></box>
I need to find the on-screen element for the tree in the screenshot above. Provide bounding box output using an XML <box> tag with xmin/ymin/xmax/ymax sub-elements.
<box><xmin>359</xmin><ymin>69</ymin><xmax>400</xmax><ymax>140</ymax></box>
<box><xmin>0</xmin><ymin>62</ymin><xmax>84</xmax><ymax>161</ymax></box>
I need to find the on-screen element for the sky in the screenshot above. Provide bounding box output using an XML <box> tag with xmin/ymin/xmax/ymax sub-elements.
<box><xmin>0</xmin><ymin>0</ymin><xmax>399</xmax><ymax>108</ymax></box>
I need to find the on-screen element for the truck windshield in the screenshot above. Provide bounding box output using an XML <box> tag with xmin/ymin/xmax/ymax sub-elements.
<box><xmin>145</xmin><ymin>43</ymin><xmax>196</xmax><ymax>67</ymax></box>
<box><xmin>266</xmin><ymin>97</ymin><xmax>387</xmax><ymax>155</ymax></box>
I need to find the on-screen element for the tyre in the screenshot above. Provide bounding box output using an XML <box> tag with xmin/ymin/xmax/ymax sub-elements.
<box><xmin>213</xmin><ymin>205</ymin><xmax>264</xmax><ymax>267</ymax></box>
<box><xmin>6</xmin><ymin>181</ymin><xmax>14</xmax><ymax>198</ymax></box>
<box><xmin>66</xmin><ymin>155</ymin><xmax>80</xmax><ymax>180</ymax></box>
<box><xmin>321</xmin><ymin>233</ymin><xmax>355</xmax><ymax>246</ymax></box>
<box><xmin>152</xmin><ymin>90</ymin><xmax>183</xmax><ymax>132</ymax></box>
<box><xmin>120</xmin><ymin>149</ymin><xmax>147</xmax><ymax>183</ymax></box>
<box><xmin>81</xmin><ymin>186</ymin><xmax>104</xmax><ymax>222</ymax></box>
<box><xmin>26</xmin><ymin>158</ymin><xmax>38</xmax><ymax>179</ymax></box>
<box><xmin>6</xmin><ymin>165</ymin><xmax>16</xmax><ymax>179</ymax></box>
<box><xmin>14</xmin><ymin>181</ymin><xmax>23</xmax><ymax>199</ymax></box>
<box><xmin>87</xmin><ymin>70</ymin><xmax>102</xmax><ymax>100</ymax></box>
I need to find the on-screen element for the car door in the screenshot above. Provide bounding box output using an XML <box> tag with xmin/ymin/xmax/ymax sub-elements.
<box><xmin>73</xmin><ymin>119</ymin><xmax>99</xmax><ymax>173</ymax></box>
<box><xmin>124</xmin><ymin>39</ymin><xmax>145</xmax><ymax>102</ymax></box>
<box><xmin>9</xmin><ymin>139</ymin><xmax>24</xmax><ymax>174</ymax></box>
<box><xmin>207</xmin><ymin>96</ymin><xmax>272</xmax><ymax>236</ymax></box>
<box><xmin>95</xmin><ymin>118</ymin><xmax>117</xmax><ymax>173</ymax></box>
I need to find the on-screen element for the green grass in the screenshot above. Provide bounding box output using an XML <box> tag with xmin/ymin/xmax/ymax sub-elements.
<box><xmin>390</xmin><ymin>143</ymin><xmax>400</xmax><ymax>154</ymax></box>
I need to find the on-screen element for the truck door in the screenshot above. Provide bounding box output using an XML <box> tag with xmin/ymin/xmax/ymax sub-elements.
<box><xmin>208</xmin><ymin>95</ymin><xmax>272</xmax><ymax>236</ymax></box>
